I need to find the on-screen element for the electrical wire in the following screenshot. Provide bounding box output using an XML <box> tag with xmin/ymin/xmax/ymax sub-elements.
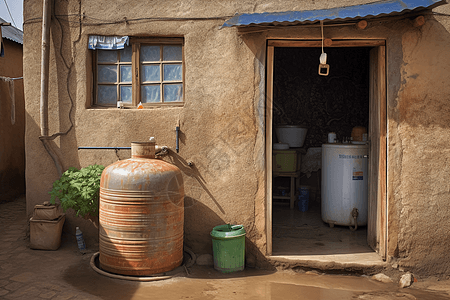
<box><xmin>321</xmin><ymin>20</ymin><xmax>324</xmax><ymax>54</ymax></box>
<box><xmin>24</xmin><ymin>14</ymin><xmax>233</xmax><ymax>26</ymax></box>
<box><xmin>24</xmin><ymin>9</ymin><xmax>440</xmax><ymax>28</ymax></box>
<box><xmin>432</xmin><ymin>12</ymin><xmax>450</xmax><ymax>17</ymax></box>
<box><xmin>2</xmin><ymin>0</ymin><xmax>16</xmax><ymax>27</ymax></box>
<box><xmin>319</xmin><ymin>20</ymin><xmax>329</xmax><ymax>76</ymax></box>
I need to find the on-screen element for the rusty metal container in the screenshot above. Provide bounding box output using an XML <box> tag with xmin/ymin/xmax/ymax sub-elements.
<box><xmin>99</xmin><ymin>141</ymin><xmax>184</xmax><ymax>276</ymax></box>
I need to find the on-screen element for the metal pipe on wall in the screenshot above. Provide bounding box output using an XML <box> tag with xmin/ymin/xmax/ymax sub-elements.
<box><xmin>77</xmin><ymin>145</ymin><xmax>169</xmax><ymax>156</ymax></box>
<box><xmin>78</xmin><ymin>147</ymin><xmax>132</xmax><ymax>150</ymax></box>
<box><xmin>40</xmin><ymin>0</ymin><xmax>51</xmax><ymax>137</ymax></box>
<box><xmin>39</xmin><ymin>0</ymin><xmax>65</xmax><ymax>176</ymax></box>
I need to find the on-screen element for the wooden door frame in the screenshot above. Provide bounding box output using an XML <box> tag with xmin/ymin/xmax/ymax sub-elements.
<box><xmin>368</xmin><ymin>45</ymin><xmax>387</xmax><ymax>259</ymax></box>
<box><xmin>265</xmin><ymin>39</ymin><xmax>387</xmax><ymax>257</ymax></box>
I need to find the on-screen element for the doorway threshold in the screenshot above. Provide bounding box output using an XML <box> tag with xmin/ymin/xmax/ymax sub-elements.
<box><xmin>267</xmin><ymin>252</ymin><xmax>386</xmax><ymax>274</ymax></box>
<box><xmin>269</xmin><ymin>204</ymin><xmax>387</xmax><ymax>273</ymax></box>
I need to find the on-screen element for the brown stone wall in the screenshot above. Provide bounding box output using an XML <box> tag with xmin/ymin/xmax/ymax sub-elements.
<box><xmin>23</xmin><ymin>0</ymin><xmax>450</xmax><ymax>274</ymax></box>
<box><xmin>0</xmin><ymin>39</ymin><xmax>25</xmax><ymax>200</ymax></box>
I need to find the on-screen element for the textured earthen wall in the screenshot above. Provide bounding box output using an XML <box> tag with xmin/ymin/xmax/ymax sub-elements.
<box><xmin>0</xmin><ymin>39</ymin><xmax>25</xmax><ymax>199</ymax></box>
<box><xmin>387</xmin><ymin>6</ymin><xmax>450</xmax><ymax>275</ymax></box>
<box><xmin>23</xmin><ymin>0</ymin><xmax>450</xmax><ymax>274</ymax></box>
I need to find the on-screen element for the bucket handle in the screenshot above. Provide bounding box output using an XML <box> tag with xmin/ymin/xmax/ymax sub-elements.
<box><xmin>228</xmin><ymin>224</ymin><xmax>243</xmax><ymax>230</ymax></box>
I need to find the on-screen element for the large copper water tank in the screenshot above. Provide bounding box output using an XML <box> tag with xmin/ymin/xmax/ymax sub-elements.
<box><xmin>99</xmin><ymin>141</ymin><xmax>184</xmax><ymax>275</ymax></box>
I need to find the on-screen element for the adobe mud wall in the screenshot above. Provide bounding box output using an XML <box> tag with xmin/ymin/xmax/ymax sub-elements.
<box><xmin>23</xmin><ymin>0</ymin><xmax>450</xmax><ymax>275</ymax></box>
<box><xmin>387</xmin><ymin>6</ymin><xmax>450</xmax><ymax>275</ymax></box>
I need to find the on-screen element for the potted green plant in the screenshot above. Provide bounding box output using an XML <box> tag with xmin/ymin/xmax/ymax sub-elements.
<box><xmin>49</xmin><ymin>164</ymin><xmax>105</xmax><ymax>219</ymax></box>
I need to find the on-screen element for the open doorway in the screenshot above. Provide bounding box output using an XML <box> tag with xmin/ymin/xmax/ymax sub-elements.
<box><xmin>265</xmin><ymin>40</ymin><xmax>387</xmax><ymax>262</ymax></box>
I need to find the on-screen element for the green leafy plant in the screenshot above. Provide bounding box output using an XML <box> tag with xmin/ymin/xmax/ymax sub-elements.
<box><xmin>49</xmin><ymin>164</ymin><xmax>105</xmax><ymax>217</ymax></box>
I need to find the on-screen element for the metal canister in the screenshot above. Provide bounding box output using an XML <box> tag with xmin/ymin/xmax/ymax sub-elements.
<box><xmin>99</xmin><ymin>141</ymin><xmax>184</xmax><ymax>276</ymax></box>
<box><xmin>328</xmin><ymin>132</ymin><xmax>336</xmax><ymax>143</ymax></box>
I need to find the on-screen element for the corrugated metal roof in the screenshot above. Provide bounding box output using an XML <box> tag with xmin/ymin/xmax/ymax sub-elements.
<box><xmin>222</xmin><ymin>0</ymin><xmax>447</xmax><ymax>28</ymax></box>
<box><xmin>0</xmin><ymin>17</ymin><xmax>23</xmax><ymax>45</ymax></box>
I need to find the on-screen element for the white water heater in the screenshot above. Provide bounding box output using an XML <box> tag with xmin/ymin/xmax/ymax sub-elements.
<box><xmin>321</xmin><ymin>144</ymin><xmax>368</xmax><ymax>227</ymax></box>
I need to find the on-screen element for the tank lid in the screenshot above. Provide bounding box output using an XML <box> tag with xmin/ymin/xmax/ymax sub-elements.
<box><xmin>131</xmin><ymin>141</ymin><xmax>155</xmax><ymax>158</ymax></box>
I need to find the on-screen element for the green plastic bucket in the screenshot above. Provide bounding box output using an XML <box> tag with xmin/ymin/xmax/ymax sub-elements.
<box><xmin>210</xmin><ymin>224</ymin><xmax>246</xmax><ymax>273</ymax></box>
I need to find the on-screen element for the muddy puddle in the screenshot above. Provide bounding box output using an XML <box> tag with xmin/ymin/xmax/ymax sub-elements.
<box><xmin>63</xmin><ymin>262</ymin><xmax>450</xmax><ymax>300</ymax></box>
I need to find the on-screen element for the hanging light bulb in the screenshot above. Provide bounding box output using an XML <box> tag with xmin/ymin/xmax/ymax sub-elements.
<box><xmin>318</xmin><ymin>21</ymin><xmax>330</xmax><ymax>76</ymax></box>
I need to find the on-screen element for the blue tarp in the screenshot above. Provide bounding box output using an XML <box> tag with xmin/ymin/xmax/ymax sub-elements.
<box><xmin>222</xmin><ymin>0</ymin><xmax>447</xmax><ymax>28</ymax></box>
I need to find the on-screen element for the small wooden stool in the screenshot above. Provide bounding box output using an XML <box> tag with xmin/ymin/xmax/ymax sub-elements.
<box><xmin>273</xmin><ymin>170</ymin><xmax>301</xmax><ymax>209</ymax></box>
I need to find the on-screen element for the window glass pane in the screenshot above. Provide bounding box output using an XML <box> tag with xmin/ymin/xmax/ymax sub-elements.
<box><xmin>142</xmin><ymin>65</ymin><xmax>160</xmax><ymax>82</ymax></box>
<box><xmin>98</xmin><ymin>50</ymin><xmax>117</xmax><ymax>63</ymax></box>
<box><xmin>141</xmin><ymin>45</ymin><xmax>160</xmax><ymax>62</ymax></box>
<box><xmin>120</xmin><ymin>65</ymin><xmax>132</xmax><ymax>83</ymax></box>
<box><xmin>98</xmin><ymin>85</ymin><xmax>117</xmax><ymax>104</ymax></box>
<box><xmin>164</xmin><ymin>84</ymin><xmax>183</xmax><ymax>102</ymax></box>
<box><xmin>120</xmin><ymin>85</ymin><xmax>132</xmax><ymax>102</ymax></box>
<box><xmin>163</xmin><ymin>64</ymin><xmax>182</xmax><ymax>81</ymax></box>
<box><xmin>141</xmin><ymin>85</ymin><xmax>161</xmax><ymax>103</ymax></box>
<box><xmin>119</xmin><ymin>46</ymin><xmax>132</xmax><ymax>62</ymax></box>
<box><xmin>163</xmin><ymin>45</ymin><xmax>182</xmax><ymax>61</ymax></box>
<box><xmin>98</xmin><ymin>65</ymin><xmax>117</xmax><ymax>83</ymax></box>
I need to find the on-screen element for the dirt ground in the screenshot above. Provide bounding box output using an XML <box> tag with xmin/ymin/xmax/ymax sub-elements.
<box><xmin>1</xmin><ymin>196</ymin><xmax>450</xmax><ymax>300</ymax></box>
